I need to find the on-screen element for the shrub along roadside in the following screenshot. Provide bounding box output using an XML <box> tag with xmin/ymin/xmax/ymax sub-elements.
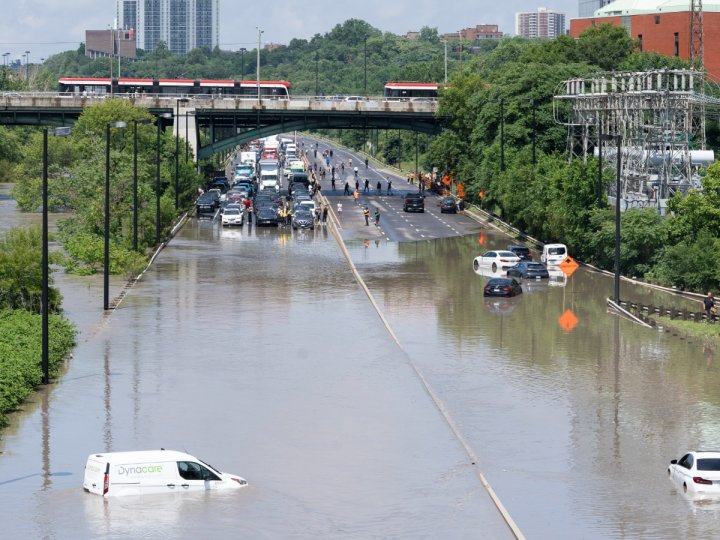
<box><xmin>0</xmin><ymin>309</ymin><xmax>76</xmax><ymax>429</ymax></box>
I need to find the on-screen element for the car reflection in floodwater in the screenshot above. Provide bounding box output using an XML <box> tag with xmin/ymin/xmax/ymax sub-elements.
<box><xmin>483</xmin><ymin>297</ymin><xmax>517</xmax><ymax>314</ymax></box>
<box><xmin>668</xmin><ymin>474</ymin><xmax>720</xmax><ymax>514</ymax></box>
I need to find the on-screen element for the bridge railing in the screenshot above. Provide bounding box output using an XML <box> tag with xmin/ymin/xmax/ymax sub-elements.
<box><xmin>2</xmin><ymin>92</ymin><xmax>439</xmax><ymax>113</ymax></box>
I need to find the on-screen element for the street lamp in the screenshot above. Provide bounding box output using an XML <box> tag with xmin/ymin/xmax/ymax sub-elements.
<box><xmin>497</xmin><ymin>97</ymin><xmax>505</xmax><ymax>171</ymax></box>
<box><xmin>601</xmin><ymin>133</ymin><xmax>623</xmax><ymax>303</ymax></box>
<box><xmin>25</xmin><ymin>50</ymin><xmax>30</xmax><ymax>80</ymax></box>
<box><xmin>41</xmin><ymin>126</ymin><xmax>71</xmax><ymax>384</ymax></box>
<box><xmin>175</xmin><ymin>98</ymin><xmax>189</xmax><ymax>209</ymax></box>
<box><xmin>239</xmin><ymin>47</ymin><xmax>246</xmax><ymax>80</ymax></box>
<box><xmin>256</xmin><ymin>27</ymin><xmax>264</xmax><ymax>102</ymax></box>
<box><xmin>363</xmin><ymin>35</ymin><xmax>368</xmax><ymax>96</ymax></box>
<box><xmin>529</xmin><ymin>99</ymin><xmax>537</xmax><ymax>166</ymax></box>
<box><xmin>156</xmin><ymin>112</ymin><xmax>173</xmax><ymax>245</ymax></box>
<box><xmin>132</xmin><ymin>118</ymin><xmax>151</xmax><ymax>252</ymax></box>
<box><xmin>104</xmin><ymin>121</ymin><xmax>127</xmax><ymax>311</ymax></box>
<box><xmin>315</xmin><ymin>50</ymin><xmax>319</xmax><ymax>96</ymax></box>
<box><xmin>185</xmin><ymin>109</ymin><xmax>189</xmax><ymax>163</ymax></box>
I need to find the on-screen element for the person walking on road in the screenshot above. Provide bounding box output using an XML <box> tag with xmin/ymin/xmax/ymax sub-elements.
<box><xmin>374</xmin><ymin>207</ymin><xmax>380</xmax><ymax>226</ymax></box>
<box><xmin>363</xmin><ymin>206</ymin><xmax>370</xmax><ymax>226</ymax></box>
<box><xmin>355</xmin><ymin>178</ymin><xmax>360</xmax><ymax>193</ymax></box>
<box><xmin>376</xmin><ymin>180</ymin><xmax>382</xmax><ymax>194</ymax></box>
<box><xmin>344</xmin><ymin>181</ymin><xmax>350</xmax><ymax>196</ymax></box>
<box><xmin>365</xmin><ymin>157</ymin><xmax>369</xmax><ymax>169</ymax></box>
<box><xmin>353</xmin><ymin>189</ymin><xmax>360</xmax><ymax>205</ymax></box>
<box><xmin>386</xmin><ymin>177</ymin><xmax>393</xmax><ymax>195</ymax></box>
<box><xmin>331</xmin><ymin>176</ymin><xmax>336</xmax><ymax>191</ymax></box>
<box><xmin>363</xmin><ymin>178</ymin><xmax>369</xmax><ymax>193</ymax></box>
<box><xmin>322</xmin><ymin>205</ymin><xmax>328</xmax><ymax>226</ymax></box>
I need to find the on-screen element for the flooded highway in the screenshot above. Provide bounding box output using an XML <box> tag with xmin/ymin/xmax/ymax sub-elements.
<box><xmin>2</xmin><ymin>190</ymin><xmax>720</xmax><ymax>537</ymax></box>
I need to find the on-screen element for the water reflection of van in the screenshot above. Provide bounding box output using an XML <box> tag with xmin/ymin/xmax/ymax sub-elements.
<box><xmin>83</xmin><ymin>450</ymin><xmax>247</xmax><ymax>497</ymax></box>
<box><xmin>548</xmin><ymin>268</ymin><xmax>568</xmax><ymax>287</ymax></box>
<box><xmin>541</xmin><ymin>243</ymin><xmax>567</xmax><ymax>266</ymax></box>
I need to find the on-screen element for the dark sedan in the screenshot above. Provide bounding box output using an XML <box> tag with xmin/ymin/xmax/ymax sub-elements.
<box><xmin>292</xmin><ymin>209</ymin><xmax>315</xmax><ymax>230</ymax></box>
<box><xmin>506</xmin><ymin>261</ymin><xmax>550</xmax><ymax>279</ymax></box>
<box><xmin>255</xmin><ymin>206</ymin><xmax>279</xmax><ymax>226</ymax></box>
<box><xmin>440</xmin><ymin>197</ymin><xmax>457</xmax><ymax>213</ymax></box>
<box><xmin>483</xmin><ymin>277</ymin><xmax>523</xmax><ymax>297</ymax></box>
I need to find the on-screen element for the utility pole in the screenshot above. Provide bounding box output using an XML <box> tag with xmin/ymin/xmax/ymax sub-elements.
<box><xmin>315</xmin><ymin>50</ymin><xmax>319</xmax><ymax>96</ymax></box>
<box><xmin>256</xmin><ymin>27</ymin><xmax>263</xmax><ymax>102</ymax></box>
<box><xmin>25</xmin><ymin>50</ymin><xmax>30</xmax><ymax>80</ymax></box>
<box><xmin>443</xmin><ymin>39</ymin><xmax>448</xmax><ymax>84</ymax></box>
<box><xmin>364</xmin><ymin>35</ymin><xmax>368</xmax><ymax>95</ymax></box>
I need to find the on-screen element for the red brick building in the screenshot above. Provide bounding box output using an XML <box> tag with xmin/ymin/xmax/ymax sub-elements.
<box><xmin>570</xmin><ymin>0</ymin><xmax>720</xmax><ymax>80</ymax></box>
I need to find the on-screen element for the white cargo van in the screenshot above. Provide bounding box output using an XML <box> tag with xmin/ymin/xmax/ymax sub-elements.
<box><xmin>240</xmin><ymin>151</ymin><xmax>257</xmax><ymax>166</ymax></box>
<box><xmin>83</xmin><ymin>449</ymin><xmax>247</xmax><ymax>497</ymax></box>
<box><xmin>541</xmin><ymin>243</ymin><xmax>568</xmax><ymax>266</ymax></box>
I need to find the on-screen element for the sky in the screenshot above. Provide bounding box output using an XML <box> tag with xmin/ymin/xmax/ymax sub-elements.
<box><xmin>0</xmin><ymin>0</ymin><xmax>579</xmax><ymax>65</ymax></box>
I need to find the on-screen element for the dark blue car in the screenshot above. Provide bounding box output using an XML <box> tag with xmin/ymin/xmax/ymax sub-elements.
<box><xmin>506</xmin><ymin>261</ymin><xmax>550</xmax><ymax>279</ymax></box>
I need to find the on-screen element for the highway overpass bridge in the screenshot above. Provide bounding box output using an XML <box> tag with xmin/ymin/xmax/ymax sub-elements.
<box><xmin>0</xmin><ymin>94</ymin><xmax>444</xmax><ymax>160</ymax></box>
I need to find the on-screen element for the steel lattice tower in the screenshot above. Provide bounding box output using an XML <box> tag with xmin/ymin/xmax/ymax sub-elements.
<box><xmin>554</xmin><ymin>69</ymin><xmax>718</xmax><ymax>210</ymax></box>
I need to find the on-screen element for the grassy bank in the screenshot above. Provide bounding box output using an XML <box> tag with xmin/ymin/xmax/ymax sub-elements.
<box><xmin>655</xmin><ymin>315</ymin><xmax>720</xmax><ymax>345</ymax></box>
<box><xmin>0</xmin><ymin>309</ymin><xmax>76</xmax><ymax>429</ymax></box>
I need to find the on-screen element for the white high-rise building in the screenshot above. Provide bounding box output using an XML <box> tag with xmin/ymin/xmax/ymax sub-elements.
<box><xmin>515</xmin><ymin>7</ymin><xmax>566</xmax><ymax>39</ymax></box>
<box><xmin>117</xmin><ymin>0</ymin><xmax>219</xmax><ymax>55</ymax></box>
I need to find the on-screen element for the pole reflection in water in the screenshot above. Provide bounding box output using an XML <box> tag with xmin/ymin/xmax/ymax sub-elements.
<box><xmin>103</xmin><ymin>341</ymin><xmax>112</xmax><ymax>452</ymax></box>
<box><xmin>41</xmin><ymin>386</ymin><xmax>50</xmax><ymax>491</ymax></box>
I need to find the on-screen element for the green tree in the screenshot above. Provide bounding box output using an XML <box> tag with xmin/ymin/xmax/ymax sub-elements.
<box><xmin>0</xmin><ymin>227</ymin><xmax>63</xmax><ymax>313</ymax></box>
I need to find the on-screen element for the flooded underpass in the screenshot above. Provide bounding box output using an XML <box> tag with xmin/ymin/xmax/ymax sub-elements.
<box><xmin>2</xmin><ymin>204</ymin><xmax>720</xmax><ymax>538</ymax></box>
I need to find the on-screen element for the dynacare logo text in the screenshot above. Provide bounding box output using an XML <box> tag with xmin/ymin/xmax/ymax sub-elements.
<box><xmin>117</xmin><ymin>464</ymin><xmax>164</xmax><ymax>475</ymax></box>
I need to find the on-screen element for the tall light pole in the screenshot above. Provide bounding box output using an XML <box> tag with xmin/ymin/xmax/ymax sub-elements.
<box><xmin>132</xmin><ymin>119</ymin><xmax>151</xmax><ymax>252</ymax></box>
<box><xmin>526</xmin><ymin>98</ymin><xmax>537</xmax><ymax>166</ymax></box>
<box><xmin>41</xmin><ymin>126</ymin><xmax>71</xmax><ymax>384</ymax></box>
<box><xmin>363</xmin><ymin>35</ymin><xmax>368</xmax><ymax>95</ymax></box>
<box><xmin>2</xmin><ymin>52</ymin><xmax>9</xmax><ymax>69</ymax></box>
<box><xmin>104</xmin><ymin>121</ymin><xmax>127</xmax><ymax>311</ymax></box>
<box><xmin>175</xmin><ymin>98</ymin><xmax>189</xmax><ymax>209</ymax></box>
<box><xmin>156</xmin><ymin>112</ymin><xmax>172</xmax><ymax>245</ymax></box>
<box><xmin>315</xmin><ymin>50</ymin><xmax>319</xmax><ymax>96</ymax></box>
<box><xmin>498</xmin><ymin>97</ymin><xmax>505</xmax><ymax>171</ymax></box>
<box><xmin>185</xmin><ymin>110</ymin><xmax>189</xmax><ymax>163</ymax></box>
<box><xmin>239</xmin><ymin>47</ymin><xmax>246</xmax><ymax>80</ymax></box>
<box><xmin>256</xmin><ymin>27</ymin><xmax>264</xmax><ymax>102</ymax></box>
<box><xmin>443</xmin><ymin>39</ymin><xmax>448</xmax><ymax>84</ymax></box>
<box><xmin>25</xmin><ymin>50</ymin><xmax>30</xmax><ymax>80</ymax></box>
<box><xmin>597</xmin><ymin>118</ymin><xmax>603</xmax><ymax>208</ymax></box>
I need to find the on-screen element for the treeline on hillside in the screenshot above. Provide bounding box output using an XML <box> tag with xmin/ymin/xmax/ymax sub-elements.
<box><xmin>424</xmin><ymin>25</ymin><xmax>720</xmax><ymax>292</ymax></box>
<box><xmin>35</xmin><ymin>19</ymin><xmax>462</xmax><ymax>95</ymax></box>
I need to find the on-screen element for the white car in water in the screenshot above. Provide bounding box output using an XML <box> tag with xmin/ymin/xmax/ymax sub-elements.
<box><xmin>668</xmin><ymin>451</ymin><xmax>720</xmax><ymax>494</ymax></box>
<box><xmin>222</xmin><ymin>206</ymin><xmax>244</xmax><ymax>227</ymax></box>
<box><xmin>472</xmin><ymin>251</ymin><xmax>521</xmax><ymax>273</ymax></box>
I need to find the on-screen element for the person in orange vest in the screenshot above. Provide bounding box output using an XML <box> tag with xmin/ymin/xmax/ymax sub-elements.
<box><xmin>353</xmin><ymin>189</ymin><xmax>360</xmax><ymax>205</ymax></box>
<box><xmin>363</xmin><ymin>206</ymin><xmax>370</xmax><ymax>226</ymax></box>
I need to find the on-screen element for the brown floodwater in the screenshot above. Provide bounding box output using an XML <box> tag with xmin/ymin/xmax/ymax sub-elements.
<box><xmin>1</xmin><ymin>192</ymin><xmax>720</xmax><ymax>538</ymax></box>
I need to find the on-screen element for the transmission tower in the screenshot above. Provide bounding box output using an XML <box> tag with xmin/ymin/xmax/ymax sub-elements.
<box><xmin>689</xmin><ymin>0</ymin><xmax>704</xmax><ymax>70</ymax></box>
<box><xmin>554</xmin><ymin>69</ymin><xmax>718</xmax><ymax>210</ymax></box>
<box><xmin>689</xmin><ymin>0</ymin><xmax>706</xmax><ymax>150</ymax></box>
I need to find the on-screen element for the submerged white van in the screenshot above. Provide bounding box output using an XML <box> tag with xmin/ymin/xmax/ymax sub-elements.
<box><xmin>83</xmin><ymin>449</ymin><xmax>247</xmax><ymax>497</ymax></box>
<box><xmin>541</xmin><ymin>243</ymin><xmax>568</xmax><ymax>266</ymax></box>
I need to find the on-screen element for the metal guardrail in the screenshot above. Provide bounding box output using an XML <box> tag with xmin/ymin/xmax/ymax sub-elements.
<box><xmin>1</xmin><ymin>92</ymin><xmax>440</xmax><ymax>115</ymax></box>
